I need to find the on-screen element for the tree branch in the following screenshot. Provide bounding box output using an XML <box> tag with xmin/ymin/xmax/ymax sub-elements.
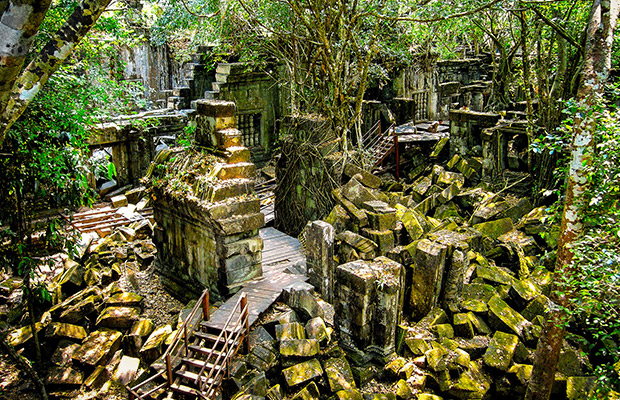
<box><xmin>374</xmin><ymin>0</ymin><xmax>504</xmax><ymax>23</ymax></box>
<box><xmin>530</xmin><ymin>6</ymin><xmax>583</xmax><ymax>52</ymax></box>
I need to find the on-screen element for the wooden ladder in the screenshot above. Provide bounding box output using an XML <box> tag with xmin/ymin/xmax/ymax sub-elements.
<box><xmin>128</xmin><ymin>290</ymin><xmax>250</xmax><ymax>399</ymax></box>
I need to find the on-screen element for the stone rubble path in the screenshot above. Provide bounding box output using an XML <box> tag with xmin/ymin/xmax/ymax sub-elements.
<box><xmin>202</xmin><ymin>227</ymin><xmax>307</xmax><ymax>331</ymax></box>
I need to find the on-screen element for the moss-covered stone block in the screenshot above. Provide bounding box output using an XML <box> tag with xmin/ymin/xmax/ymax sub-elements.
<box><xmin>483</xmin><ymin>331</ymin><xmax>519</xmax><ymax>371</ymax></box>
<box><xmin>282</xmin><ymin>359</ymin><xmax>324</xmax><ymax>388</ymax></box>
<box><xmin>323</xmin><ymin>356</ymin><xmax>356</xmax><ymax>392</ymax></box>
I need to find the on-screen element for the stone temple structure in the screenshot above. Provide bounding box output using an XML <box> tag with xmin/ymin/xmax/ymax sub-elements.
<box><xmin>152</xmin><ymin>100</ymin><xmax>265</xmax><ymax>300</ymax></box>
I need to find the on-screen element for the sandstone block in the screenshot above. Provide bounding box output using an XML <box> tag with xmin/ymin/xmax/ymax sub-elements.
<box><xmin>483</xmin><ymin>331</ymin><xmax>519</xmax><ymax>371</ymax></box>
<box><xmin>282</xmin><ymin>359</ymin><xmax>324</xmax><ymax>388</ymax></box>
<box><xmin>323</xmin><ymin>356</ymin><xmax>356</xmax><ymax>392</ymax></box>
<box><xmin>73</xmin><ymin>329</ymin><xmax>123</xmax><ymax>369</ymax></box>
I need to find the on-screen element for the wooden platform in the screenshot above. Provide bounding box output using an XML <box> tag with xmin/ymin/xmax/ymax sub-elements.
<box><xmin>202</xmin><ymin>227</ymin><xmax>307</xmax><ymax>331</ymax></box>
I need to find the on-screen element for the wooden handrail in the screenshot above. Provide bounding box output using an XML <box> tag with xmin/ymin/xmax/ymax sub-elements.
<box><xmin>197</xmin><ymin>293</ymin><xmax>249</xmax><ymax>396</ymax></box>
<box><xmin>128</xmin><ymin>287</ymin><xmax>210</xmax><ymax>399</ymax></box>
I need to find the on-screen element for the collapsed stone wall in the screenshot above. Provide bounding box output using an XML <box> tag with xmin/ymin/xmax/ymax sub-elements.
<box><xmin>151</xmin><ymin>100</ymin><xmax>264</xmax><ymax>300</ymax></box>
<box><xmin>88</xmin><ymin>112</ymin><xmax>189</xmax><ymax>187</ymax></box>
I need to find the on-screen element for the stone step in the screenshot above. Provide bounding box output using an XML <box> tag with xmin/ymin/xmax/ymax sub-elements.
<box><xmin>225</xmin><ymin>146</ymin><xmax>250</xmax><ymax>164</ymax></box>
<box><xmin>215</xmin><ymin>212</ymin><xmax>265</xmax><ymax>236</ymax></box>
<box><xmin>215</xmin><ymin>63</ymin><xmax>232</xmax><ymax>75</ymax></box>
<box><xmin>214</xmin><ymin>162</ymin><xmax>255</xmax><ymax>180</ymax></box>
<box><xmin>204</xmin><ymin>90</ymin><xmax>219</xmax><ymax>100</ymax></box>
<box><xmin>216</xmin><ymin>128</ymin><xmax>242</xmax><ymax>149</ymax></box>
<box><xmin>212</xmin><ymin>81</ymin><xmax>223</xmax><ymax>92</ymax></box>
<box><xmin>173</xmin><ymin>87</ymin><xmax>191</xmax><ymax>97</ymax></box>
<box><xmin>208</xmin><ymin>179</ymin><xmax>254</xmax><ymax>202</ymax></box>
<box><xmin>215</xmin><ymin>72</ymin><xmax>229</xmax><ymax>83</ymax></box>
<box><xmin>206</xmin><ymin>196</ymin><xmax>260</xmax><ymax>220</ymax></box>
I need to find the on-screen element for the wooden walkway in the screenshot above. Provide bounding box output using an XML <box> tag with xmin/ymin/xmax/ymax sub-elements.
<box><xmin>202</xmin><ymin>227</ymin><xmax>307</xmax><ymax>331</ymax></box>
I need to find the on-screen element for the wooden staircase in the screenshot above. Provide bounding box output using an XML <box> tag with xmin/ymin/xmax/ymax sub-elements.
<box><xmin>362</xmin><ymin>121</ymin><xmax>397</xmax><ymax>173</ymax></box>
<box><xmin>127</xmin><ymin>289</ymin><xmax>250</xmax><ymax>399</ymax></box>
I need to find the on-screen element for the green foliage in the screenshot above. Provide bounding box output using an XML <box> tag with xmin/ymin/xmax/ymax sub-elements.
<box><xmin>541</xmin><ymin>93</ymin><xmax>620</xmax><ymax>394</ymax></box>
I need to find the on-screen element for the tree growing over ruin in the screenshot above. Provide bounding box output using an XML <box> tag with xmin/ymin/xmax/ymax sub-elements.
<box><xmin>526</xmin><ymin>1</ymin><xmax>620</xmax><ymax>398</ymax></box>
<box><xmin>0</xmin><ymin>0</ymin><xmax>113</xmax><ymax>146</ymax></box>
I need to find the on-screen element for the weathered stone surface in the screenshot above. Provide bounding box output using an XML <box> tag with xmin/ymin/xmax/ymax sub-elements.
<box><xmin>337</xmin><ymin>230</ymin><xmax>378</xmax><ymax>256</ymax></box>
<box><xmin>276</xmin><ymin>322</ymin><xmax>306</xmax><ymax>340</ymax></box>
<box><xmin>344</xmin><ymin>164</ymin><xmax>382</xmax><ymax>189</ymax></box>
<box><xmin>483</xmin><ymin>331</ymin><xmax>519</xmax><ymax>371</ymax></box>
<box><xmin>291</xmin><ymin>381</ymin><xmax>320</xmax><ymax>400</ymax></box>
<box><xmin>333</xmin><ymin>188</ymin><xmax>369</xmax><ymax>227</ymax></box>
<box><xmin>59</xmin><ymin>294</ymin><xmax>102</xmax><ymax>323</ymax></box>
<box><xmin>410</xmin><ymin>239</ymin><xmax>448</xmax><ymax>319</ymax></box>
<box><xmin>341</xmin><ymin>178</ymin><xmax>379</xmax><ymax>208</ymax></box>
<box><xmin>282</xmin><ymin>287</ymin><xmax>325</xmax><ymax>321</ymax></box>
<box><xmin>334</xmin><ymin>389</ymin><xmax>364</xmax><ymax>400</ymax></box>
<box><xmin>394</xmin><ymin>379</ymin><xmax>414</xmax><ymax>398</ymax></box>
<box><xmin>47</xmin><ymin>366</ymin><xmax>84</xmax><ymax>386</ymax></box>
<box><xmin>306</xmin><ymin>220</ymin><xmax>335</xmax><ymax>302</ymax></box>
<box><xmin>325</xmin><ymin>205</ymin><xmax>351</xmax><ymax>233</ymax></box>
<box><xmin>111</xmin><ymin>195</ymin><xmax>129</xmax><ymax>208</ymax></box>
<box><xmin>280</xmin><ymin>339</ymin><xmax>320</xmax><ymax>358</ymax></box>
<box><xmin>45</xmin><ymin>322</ymin><xmax>87</xmax><ymax>341</ymax></box>
<box><xmin>282</xmin><ymin>359</ymin><xmax>324</xmax><ymax>388</ymax></box>
<box><xmin>488</xmin><ymin>295</ymin><xmax>535</xmax><ymax>341</ymax></box>
<box><xmin>508</xmin><ymin>363</ymin><xmax>533</xmax><ymax>385</ymax></box>
<box><xmin>51</xmin><ymin>343</ymin><xmax>80</xmax><ymax>366</ymax></box>
<box><xmin>139</xmin><ymin>324</ymin><xmax>172</xmax><ymax>363</ymax></box>
<box><xmin>55</xmin><ymin>260</ymin><xmax>84</xmax><ymax>294</ymax></box>
<box><xmin>305</xmin><ymin>317</ymin><xmax>330</xmax><ymax>344</ymax></box>
<box><xmin>448</xmin><ymin>360</ymin><xmax>491</xmax><ymax>399</ymax></box>
<box><xmin>73</xmin><ymin>329</ymin><xmax>123</xmax><ymax>368</ymax></box>
<box><xmin>476</xmin><ymin>263</ymin><xmax>514</xmax><ymax>286</ymax></box>
<box><xmin>106</xmin><ymin>291</ymin><xmax>144</xmax><ymax>307</ymax></box>
<box><xmin>7</xmin><ymin>323</ymin><xmax>43</xmax><ymax>347</ymax></box>
<box><xmin>473</xmin><ymin>218</ymin><xmax>514</xmax><ymax>240</ymax></box>
<box><xmin>361</xmin><ymin>228</ymin><xmax>394</xmax><ymax>255</ymax></box>
<box><xmin>247</xmin><ymin>342</ymin><xmax>278</xmax><ymax>371</ymax></box>
<box><xmin>83</xmin><ymin>365</ymin><xmax>108</xmax><ymax>389</ymax></box>
<box><xmin>96</xmin><ymin>306</ymin><xmax>140</xmax><ymax>328</ymax></box>
<box><xmin>323</xmin><ymin>356</ymin><xmax>356</xmax><ymax>392</ymax></box>
<box><xmin>112</xmin><ymin>355</ymin><xmax>140</xmax><ymax>385</ymax></box>
<box><xmin>130</xmin><ymin>319</ymin><xmax>154</xmax><ymax>338</ymax></box>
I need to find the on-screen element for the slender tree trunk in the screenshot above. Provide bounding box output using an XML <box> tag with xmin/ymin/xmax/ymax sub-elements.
<box><xmin>525</xmin><ymin>1</ymin><xmax>620</xmax><ymax>399</ymax></box>
<box><xmin>0</xmin><ymin>0</ymin><xmax>113</xmax><ymax>146</ymax></box>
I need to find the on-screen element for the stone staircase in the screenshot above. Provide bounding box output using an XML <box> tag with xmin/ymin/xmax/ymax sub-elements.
<box><xmin>166</xmin><ymin>47</ymin><xmax>235</xmax><ymax>110</ymax></box>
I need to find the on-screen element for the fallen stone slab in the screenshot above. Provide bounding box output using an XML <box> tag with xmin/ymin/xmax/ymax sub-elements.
<box><xmin>282</xmin><ymin>359</ymin><xmax>324</xmax><ymax>388</ymax></box>
<box><xmin>112</xmin><ymin>355</ymin><xmax>140</xmax><ymax>385</ymax></box>
<box><xmin>96</xmin><ymin>306</ymin><xmax>141</xmax><ymax>329</ymax></box>
<box><xmin>323</xmin><ymin>356</ymin><xmax>356</xmax><ymax>392</ymax></box>
<box><xmin>72</xmin><ymin>329</ymin><xmax>123</xmax><ymax>369</ymax></box>
<box><xmin>46</xmin><ymin>366</ymin><xmax>84</xmax><ymax>386</ymax></box>
<box><xmin>280</xmin><ymin>339</ymin><xmax>320</xmax><ymax>358</ymax></box>
<box><xmin>483</xmin><ymin>331</ymin><xmax>519</xmax><ymax>371</ymax></box>
<box><xmin>45</xmin><ymin>322</ymin><xmax>87</xmax><ymax>342</ymax></box>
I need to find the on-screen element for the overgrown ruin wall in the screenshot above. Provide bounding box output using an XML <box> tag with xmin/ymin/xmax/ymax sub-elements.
<box><xmin>152</xmin><ymin>100</ymin><xmax>264</xmax><ymax>300</ymax></box>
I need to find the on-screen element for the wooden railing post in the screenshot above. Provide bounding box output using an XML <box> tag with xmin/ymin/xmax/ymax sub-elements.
<box><xmin>241</xmin><ymin>294</ymin><xmax>250</xmax><ymax>354</ymax></box>
<box><xmin>166</xmin><ymin>353</ymin><xmax>173</xmax><ymax>386</ymax></box>
<box><xmin>393</xmin><ymin>129</ymin><xmax>400</xmax><ymax>181</ymax></box>
<box><xmin>202</xmin><ymin>289</ymin><xmax>210</xmax><ymax>321</ymax></box>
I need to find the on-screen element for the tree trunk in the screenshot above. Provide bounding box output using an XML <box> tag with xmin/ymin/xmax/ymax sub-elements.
<box><xmin>0</xmin><ymin>0</ymin><xmax>52</xmax><ymax>117</ymax></box>
<box><xmin>525</xmin><ymin>1</ymin><xmax>620</xmax><ymax>399</ymax></box>
<box><xmin>0</xmin><ymin>0</ymin><xmax>113</xmax><ymax>146</ymax></box>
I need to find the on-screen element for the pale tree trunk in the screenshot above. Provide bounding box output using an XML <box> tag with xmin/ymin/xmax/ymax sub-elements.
<box><xmin>0</xmin><ymin>0</ymin><xmax>53</xmax><ymax>116</ymax></box>
<box><xmin>0</xmin><ymin>0</ymin><xmax>112</xmax><ymax>146</ymax></box>
<box><xmin>525</xmin><ymin>1</ymin><xmax>620</xmax><ymax>399</ymax></box>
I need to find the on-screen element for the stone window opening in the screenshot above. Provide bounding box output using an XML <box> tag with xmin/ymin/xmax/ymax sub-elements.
<box><xmin>236</xmin><ymin>112</ymin><xmax>262</xmax><ymax>148</ymax></box>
